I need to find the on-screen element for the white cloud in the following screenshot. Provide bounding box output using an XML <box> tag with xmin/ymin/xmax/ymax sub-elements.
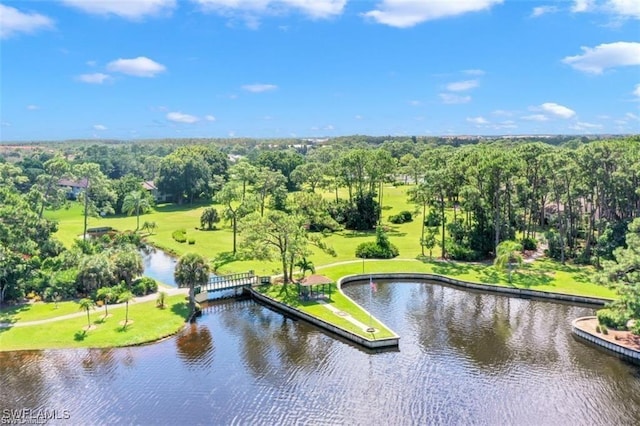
<box><xmin>195</xmin><ymin>0</ymin><xmax>346</xmax><ymax>19</ymax></box>
<box><xmin>0</xmin><ymin>4</ymin><xmax>54</xmax><ymax>39</ymax></box>
<box><xmin>1</xmin><ymin>122</ymin><xmax>11</xmax><ymax>127</ymax></box>
<box><xmin>562</xmin><ymin>42</ymin><xmax>640</xmax><ymax>74</ymax></box>
<box><xmin>446</xmin><ymin>79</ymin><xmax>478</xmax><ymax>92</ymax></box>
<box><xmin>409</xmin><ymin>100</ymin><xmax>422</xmax><ymax>106</ymax></box>
<box><xmin>541</xmin><ymin>102</ymin><xmax>576</xmax><ymax>119</ymax></box>
<box><xmin>107</xmin><ymin>57</ymin><xmax>166</xmax><ymax>77</ymax></box>
<box><xmin>626</xmin><ymin>112</ymin><xmax>640</xmax><ymax>120</ymax></box>
<box><xmin>93</xmin><ymin>124</ymin><xmax>107</xmax><ymax>131</ymax></box>
<box><xmin>570</xmin><ymin>121</ymin><xmax>603</xmax><ymax>131</ymax></box>
<box><xmin>26</xmin><ymin>105</ymin><xmax>40</xmax><ymax>110</ymax></box>
<box><xmin>242</xmin><ymin>83</ymin><xmax>277</xmax><ymax>93</ymax></box>
<box><xmin>86</xmin><ymin>60</ymin><xmax>97</xmax><ymax>67</ymax></box>
<box><xmin>522</xmin><ymin>114</ymin><xmax>549</xmax><ymax>121</ymax></box>
<box><xmin>61</xmin><ymin>0</ymin><xmax>175</xmax><ymax>20</ymax></box>
<box><xmin>467</xmin><ymin>116</ymin><xmax>489</xmax><ymax>125</ymax></box>
<box><xmin>607</xmin><ymin>0</ymin><xmax>640</xmax><ymax>19</ymax></box>
<box><xmin>77</xmin><ymin>73</ymin><xmax>111</xmax><ymax>84</ymax></box>
<box><xmin>633</xmin><ymin>84</ymin><xmax>640</xmax><ymax>98</ymax></box>
<box><xmin>166</xmin><ymin>112</ymin><xmax>199</xmax><ymax>123</ymax></box>
<box><xmin>363</xmin><ymin>0</ymin><xmax>503</xmax><ymax>28</ymax></box>
<box><xmin>205</xmin><ymin>115</ymin><xmax>216</xmax><ymax>121</ymax></box>
<box><xmin>464</xmin><ymin>69</ymin><xmax>485</xmax><ymax>76</ymax></box>
<box><xmin>355</xmin><ymin>114</ymin><xmax>363</xmax><ymax>120</ymax></box>
<box><xmin>571</xmin><ymin>0</ymin><xmax>593</xmax><ymax>13</ymax></box>
<box><xmin>531</xmin><ymin>6</ymin><xmax>558</xmax><ymax>17</ymax></box>
<box><xmin>492</xmin><ymin>109</ymin><xmax>513</xmax><ymax>116</ymax></box>
<box><xmin>439</xmin><ymin>93</ymin><xmax>471</xmax><ymax>104</ymax></box>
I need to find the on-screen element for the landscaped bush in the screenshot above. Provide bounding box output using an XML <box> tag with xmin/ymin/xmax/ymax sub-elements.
<box><xmin>132</xmin><ymin>277</ymin><xmax>158</xmax><ymax>296</ymax></box>
<box><xmin>188</xmin><ymin>238</ymin><xmax>196</xmax><ymax>245</ymax></box>
<box><xmin>521</xmin><ymin>237</ymin><xmax>537</xmax><ymax>251</ymax></box>
<box><xmin>355</xmin><ymin>226</ymin><xmax>399</xmax><ymax>259</ymax></box>
<box><xmin>597</xmin><ymin>308</ymin><xmax>629</xmax><ymax>330</ymax></box>
<box><xmin>631</xmin><ymin>320</ymin><xmax>640</xmax><ymax>336</ymax></box>
<box><xmin>424</xmin><ymin>209</ymin><xmax>441</xmax><ymax>227</ymax></box>
<box><xmin>172</xmin><ymin>229</ymin><xmax>187</xmax><ymax>243</ymax></box>
<box><xmin>446</xmin><ymin>242</ymin><xmax>482</xmax><ymax>261</ymax></box>
<box><xmin>389</xmin><ymin>210</ymin><xmax>413</xmax><ymax>224</ymax></box>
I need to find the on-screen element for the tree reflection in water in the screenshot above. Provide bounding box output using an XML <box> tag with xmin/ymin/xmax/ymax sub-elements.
<box><xmin>176</xmin><ymin>323</ymin><xmax>214</xmax><ymax>369</ymax></box>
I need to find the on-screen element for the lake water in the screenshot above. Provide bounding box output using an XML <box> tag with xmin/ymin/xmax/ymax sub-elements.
<box><xmin>1</xmin><ymin>280</ymin><xmax>639</xmax><ymax>425</ymax></box>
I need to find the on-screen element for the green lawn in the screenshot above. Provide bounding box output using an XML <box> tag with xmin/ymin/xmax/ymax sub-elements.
<box><xmin>317</xmin><ymin>258</ymin><xmax>616</xmax><ymax>299</ymax></box>
<box><xmin>256</xmin><ymin>283</ymin><xmax>397</xmax><ymax>340</ymax></box>
<box><xmin>0</xmin><ymin>300</ymin><xmax>82</xmax><ymax>324</ymax></box>
<box><xmin>47</xmin><ymin>185</ymin><xmax>616</xmax><ymax>301</ymax></box>
<box><xmin>0</xmin><ymin>295</ymin><xmax>189</xmax><ymax>351</ymax></box>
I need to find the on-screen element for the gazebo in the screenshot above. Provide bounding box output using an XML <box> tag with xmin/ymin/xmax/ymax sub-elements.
<box><xmin>296</xmin><ymin>274</ymin><xmax>333</xmax><ymax>301</ymax></box>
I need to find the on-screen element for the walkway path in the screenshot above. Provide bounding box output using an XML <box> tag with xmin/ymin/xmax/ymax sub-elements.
<box><xmin>0</xmin><ymin>287</ymin><xmax>188</xmax><ymax>328</ymax></box>
<box><xmin>317</xmin><ymin>300</ymin><xmax>378</xmax><ymax>333</ymax></box>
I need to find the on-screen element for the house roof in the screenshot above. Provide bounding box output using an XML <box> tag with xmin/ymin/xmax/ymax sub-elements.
<box><xmin>298</xmin><ymin>274</ymin><xmax>333</xmax><ymax>286</ymax></box>
<box><xmin>142</xmin><ymin>180</ymin><xmax>157</xmax><ymax>191</ymax></box>
<box><xmin>58</xmin><ymin>178</ymin><xmax>88</xmax><ymax>188</ymax></box>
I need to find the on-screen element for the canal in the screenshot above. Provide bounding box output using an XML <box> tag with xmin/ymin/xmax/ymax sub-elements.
<box><xmin>1</xmin><ymin>280</ymin><xmax>639</xmax><ymax>424</ymax></box>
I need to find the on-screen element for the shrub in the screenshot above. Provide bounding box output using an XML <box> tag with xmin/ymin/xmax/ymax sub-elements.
<box><xmin>172</xmin><ymin>229</ymin><xmax>187</xmax><ymax>243</ymax></box>
<box><xmin>355</xmin><ymin>241</ymin><xmax>399</xmax><ymax>259</ymax></box>
<box><xmin>424</xmin><ymin>209</ymin><xmax>441</xmax><ymax>227</ymax></box>
<box><xmin>521</xmin><ymin>237</ymin><xmax>537</xmax><ymax>251</ymax></box>
<box><xmin>602</xmin><ymin>326</ymin><xmax>609</xmax><ymax>335</ymax></box>
<box><xmin>595</xmin><ymin>325</ymin><xmax>601</xmax><ymax>333</ymax></box>
<box><xmin>188</xmin><ymin>238</ymin><xmax>196</xmax><ymax>245</ymax></box>
<box><xmin>132</xmin><ymin>277</ymin><xmax>158</xmax><ymax>296</ymax></box>
<box><xmin>446</xmin><ymin>242</ymin><xmax>482</xmax><ymax>261</ymax></box>
<box><xmin>355</xmin><ymin>227</ymin><xmax>399</xmax><ymax>259</ymax></box>
<box><xmin>389</xmin><ymin>210</ymin><xmax>413</xmax><ymax>224</ymax></box>
<box><xmin>597</xmin><ymin>308</ymin><xmax>629</xmax><ymax>330</ymax></box>
<box><xmin>157</xmin><ymin>291</ymin><xmax>167</xmax><ymax>308</ymax></box>
<box><xmin>631</xmin><ymin>321</ymin><xmax>640</xmax><ymax>336</ymax></box>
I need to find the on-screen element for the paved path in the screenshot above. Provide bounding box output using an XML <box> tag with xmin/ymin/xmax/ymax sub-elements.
<box><xmin>0</xmin><ymin>287</ymin><xmax>188</xmax><ymax>328</ymax></box>
<box><xmin>318</xmin><ymin>300</ymin><xmax>378</xmax><ymax>333</ymax></box>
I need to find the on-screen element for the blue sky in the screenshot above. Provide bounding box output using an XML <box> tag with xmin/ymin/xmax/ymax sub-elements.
<box><xmin>1</xmin><ymin>0</ymin><xmax>639</xmax><ymax>141</ymax></box>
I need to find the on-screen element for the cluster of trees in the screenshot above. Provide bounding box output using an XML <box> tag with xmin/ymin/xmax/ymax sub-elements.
<box><xmin>2</xmin><ymin>135</ymin><xmax>639</xmax><ymax>306</ymax></box>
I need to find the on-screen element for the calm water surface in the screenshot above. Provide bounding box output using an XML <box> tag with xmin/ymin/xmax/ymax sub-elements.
<box><xmin>2</xmin><ymin>281</ymin><xmax>639</xmax><ymax>425</ymax></box>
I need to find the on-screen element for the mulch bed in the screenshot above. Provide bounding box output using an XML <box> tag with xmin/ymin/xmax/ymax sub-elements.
<box><xmin>576</xmin><ymin>317</ymin><xmax>640</xmax><ymax>352</ymax></box>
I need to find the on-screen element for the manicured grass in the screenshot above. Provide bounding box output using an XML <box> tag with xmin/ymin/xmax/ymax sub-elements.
<box><xmin>257</xmin><ymin>284</ymin><xmax>396</xmax><ymax>340</ymax></box>
<box><xmin>316</xmin><ymin>258</ymin><xmax>616</xmax><ymax>299</ymax></box>
<box><xmin>47</xmin><ymin>185</ymin><xmax>615</xmax><ymax>301</ymax></box>
<box><xmin>0</xmin><ymin>300</ymin><xmax>82</xmax><ymax>324</ymax></box>
<box><xmin>0</xmin><ymin>295</ymin><xmax>189</xmax><ymax>351</ymax></box>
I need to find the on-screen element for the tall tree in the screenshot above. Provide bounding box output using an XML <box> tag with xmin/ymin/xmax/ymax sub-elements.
<box><xmin>174</xmin><ymin>253</ymin><xmax>211</xmax><ymax>317</ymax></box>
<box><xmin>78</xmin><ymin>298</ymin><xmax>95</xmax><ymax>330</ymax></box>
<box><xmin>240</xmin><ymin>211</ymin><xmax>335</xmax><ymax>285</ymax></box>
<box><xmin>216</xmin><ymin>181</ymin><xmax>256</xmax><ymax>255</ymax></box>
<box><xmin>111</xmin><ymin>248</ymin><xmax>143</xmax><ymax>288</ymax></box>
<box><xmin>494</xmin><ymin>240</ymin><xmax>523</xmax><ymax>283</ymax></box>
<box><xmin>117</xmin><ymin>290</ymin><xmax>135</xmax><ymax>329</ymax></box>
<box><xmin>122</xmin><ymin>190</ymin><xmax>151</xmax><ymax>231</ymax></box>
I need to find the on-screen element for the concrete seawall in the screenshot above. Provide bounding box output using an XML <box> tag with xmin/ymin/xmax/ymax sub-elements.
<box><xmin>572</xmin><ymin>317</ymin><xmax>640</xmax><ymax>365</ymax></box>
<box><xmin>338</xmin><ymin>273</ymin><xmax>613</xmax><ymax>307</ymax></box>
<box><xmin>247</xmin><ymin>288</ymin><xmax>400</xmax><ymax>349</ymax></box>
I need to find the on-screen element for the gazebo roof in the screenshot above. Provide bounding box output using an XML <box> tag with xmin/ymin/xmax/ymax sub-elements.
<box><xmin>298</xmin><ymin>274</ymin><xmax>333</xmax><ymax>286</ymax></box>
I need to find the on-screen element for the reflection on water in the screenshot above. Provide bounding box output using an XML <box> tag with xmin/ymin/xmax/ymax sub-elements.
<box><xmin>1</xmin><ymin>281</ymin><xmax>639</xmax><ymax>425</ymax></box>
<box><xmin>141</xmin><ymin>248</ymin><xmax>178</xmax><ymax>286</ymax></box>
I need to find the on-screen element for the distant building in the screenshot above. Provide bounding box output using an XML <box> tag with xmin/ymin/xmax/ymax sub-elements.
<box><xmin>57</xmin><ymin>178</ymin><xmax>88</xmax><ymax>199</ymax></box>
<box><xmin>141</xmin><ymin>180</ymin><xmax>168</xmax><ymax>203</ymax></box>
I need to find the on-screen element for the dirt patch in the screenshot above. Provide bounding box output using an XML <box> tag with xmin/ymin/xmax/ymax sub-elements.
<box><xmin>576</xmin><ymin>317</ymin><xmax>640</xmax><ymax>351</ymax></box>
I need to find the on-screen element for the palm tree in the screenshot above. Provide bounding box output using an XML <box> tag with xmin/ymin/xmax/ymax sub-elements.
<box><xmin>96</xmin><ymin>287</ymin><xmax>114</xmax><ymax>318</ymax></box>
<box><xmin>78</xmin><ymin>298</ymin><xmax>95</xmax><ymax>330</ymax></box>
<box><xmin>494</xmin><ymin>240</ymin><xmax>523</xmax><ymax>284</ymax></box>
<box><xmin>200</xmin><ymin>207</ymin><xmax>220</xmax><ymax>230</ymax></box>
<box><xmin>174</xmin><ymin>253</ymin><xmax>210</xmax><ymax>318</ymax></box>
<box><xmin>112</xmin><ymin>249</ymin><xmax>143</xmax><ymax>288</ymax></box>
<box><xmin>122</xmin><ymin>190</ymin><xmax>151</xmax><ymax>231</ymax></box>
<box><xmin>295</xmin><ymin>257</ymin><xmax>315</xmax><ymax>279</ymax></box>
<box><xmin>141</xmin><ymin>221</ymin><xmax>157</xmax><ymax>234</ymax></box>
<box><xmin>117</xmin><ymin>290</ymin><xmax>134</xmax><ymax>329</ymax></box>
